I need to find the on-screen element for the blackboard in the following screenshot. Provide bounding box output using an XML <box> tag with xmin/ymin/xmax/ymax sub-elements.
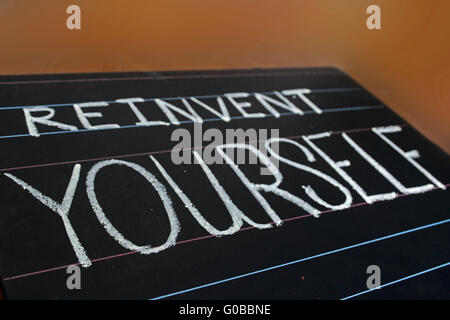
<box><xmin>0</xmin><ymin>67</ymin><xmax>448</xmax><ymax>299</ymax></box>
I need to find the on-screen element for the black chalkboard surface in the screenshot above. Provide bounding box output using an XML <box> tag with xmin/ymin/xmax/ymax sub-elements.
<box><xmin>0</xmin><ymin>67</ymin><xmax>448</xmax><ymax>299</ymax></box>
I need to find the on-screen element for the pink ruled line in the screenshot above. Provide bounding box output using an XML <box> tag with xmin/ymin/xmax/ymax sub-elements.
<box><xmin>0</xmin><ymin>205</ymin><xmax>350</xmax><ymax>281</ymax></box>
<box><xmin>3</xmin><ymin>184</ymin><xmax>449</xmax><ymax>282</ymax></box>
<box><xmin>0</xmin><ymin>124</ymin><xmax>406</xmax><ymax>173</ymax></box>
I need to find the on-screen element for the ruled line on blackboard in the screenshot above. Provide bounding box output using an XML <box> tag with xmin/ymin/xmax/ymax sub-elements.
<box><xmin>150</xmin><ymin>218</ymin><xmax>450</xmax><ymax>300</ymax></box>
<box><xmin>0</xmin><ymin>104</ymin><xmax>385</xmax><ymax>140</ymax></box>
<box><xmin>2</xmin><ymin>183</ymin><xmax>448</xmax><ymax>282</ymax></box>
<box><xmin>0</xmin><ymin>69</ymin><xmax>345</xmax><ymax>86</ymax></box>
<box><xmin>340</xmin><ymin>261</ymin><xmax>450</xmax><ymax>300</ymax></box>
<box><xmin>0</xmin><ymin>87</ymin><xmax>362</xmax><ymax>111</ymax></box>
<box><xmin>0</xmin><ymin>122</ymin><xmax>405</xmax><ymax>173</ymax></box>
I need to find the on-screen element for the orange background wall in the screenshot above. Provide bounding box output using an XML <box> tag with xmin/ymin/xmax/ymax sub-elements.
<box><xmin>0</xmin><ymin>0</ymin><xmax>449</xmax><ymax>152</ymax></box>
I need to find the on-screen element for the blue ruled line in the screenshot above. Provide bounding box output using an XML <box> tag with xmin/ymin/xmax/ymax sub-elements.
<box><xmin>0</xmin><ymin>104</ymin><xmax>384</xmax><ymax>140</ymax></box>
<box><xmin>341</xmin><ymin>262</ymin><xmax>450</xmax><ymax>300</ymax></box>
<box><xmin>149</xmin><ymin>218</ymin><xmax>450</xmax><ymax>300</ymax></box>
<box><xmin>0</xmin><ymin>87</ymin><xmax>361</xmax><ymax>111</ymax></box>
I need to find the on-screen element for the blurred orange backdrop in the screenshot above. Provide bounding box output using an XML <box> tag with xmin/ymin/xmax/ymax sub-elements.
<box><xmin>0</xmin><ymin>0</ymin><xmax>448</xmax><ymax>152</ymax></box>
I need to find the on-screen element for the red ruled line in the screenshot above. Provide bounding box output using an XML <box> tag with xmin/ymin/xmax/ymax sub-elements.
<box><xmin>3</xmin><ymin>184</ymin><xmax>449</xmax><ymax>282</ymax></box>
<box><xmin>0</xmin><ymin>124</ymin><xmax>406</xmax><ymax>173</ymax></box>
